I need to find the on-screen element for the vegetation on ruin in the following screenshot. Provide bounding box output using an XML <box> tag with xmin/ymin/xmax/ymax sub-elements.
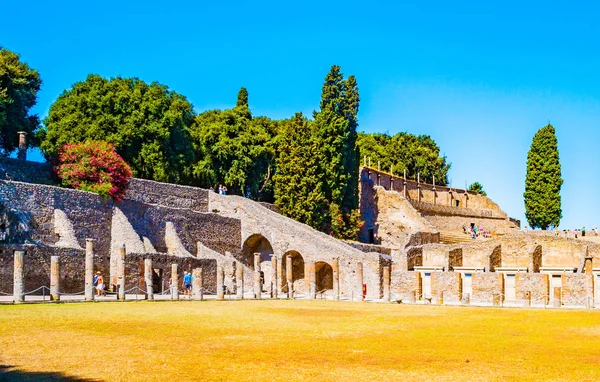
<box><xmin>468</xmin><ymin>181</ymin><xmax>487</xmax><ymax>196</ymax></box>
<box><xmin>38</xmin><ymin>74</ymin><xmax>196</xmax><ymax>184</ymax></box>
<box><xmin>56</xmin><ymin>140</ymin><xmax>133</xmax><ymax>201</ymax></box>
<box><xmin>0</xmin><ymin>47</ymin><xmax>41</xmax><ymax>156</ymax></box>
<box><xmin>357</xmin><ymin>131</ymin><xmax>451</xmax><ymax>185</ymax></box>
<box><xmin>524</xmin><ymin>124</ymin><xmax>562</xmax><ymax>229</ymax></box>
<box><xmin>189</xmin><ymin>87</ymin><xmax>277</xmax><ymax>201</ymax></box>
<box><xmin>1</xmin><ymin>301</ymin><xmax>599</xmax><ymax>381</ymax></box>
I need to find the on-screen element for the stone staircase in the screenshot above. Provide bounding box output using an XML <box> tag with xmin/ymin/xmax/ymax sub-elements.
<box><xmin>439</xmin><ymin>230</ymin><xmax>473</xmax><ymax>244</ymax></box>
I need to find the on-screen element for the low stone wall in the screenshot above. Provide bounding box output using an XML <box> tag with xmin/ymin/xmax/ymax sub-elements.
<box><xmin>0</xmin><ymin>158</ymin><xmax>53</xmax><ymax>185</ymax></box>
<box><xmin>391</xmin><ymin>270</ymin><xmax>420</xmax><ymax>301</ymax></box>
<box><xmin>471</xmin><ymin>273</ymin><xmax>502</xmax><ymax>304</ymax></box>
<box><xmin>126</xmin><ymin>179</ymin><xmax>209</xmax><ymax>212</ymax></box>
<box><xmin>432</xmin><ymin>272</ymin><xmax>461</xmax><ymax>303</ymax></box>
<box><xmin>343</xmin><ymin>241</ymin><xmax>392</xmax><ymax>256</ymax></box>
<box><xmin>515</xmin><ymin>273</ymin><xmax>548</xmax><ymax>305</ymax></box>
<box><xmin>562</xmin><ymin>274</ymin><xmax>593</xmax><ymax>307</ymax></box>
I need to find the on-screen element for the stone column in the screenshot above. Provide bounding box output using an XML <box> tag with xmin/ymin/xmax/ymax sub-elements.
<box><xmin>193</xmin><ymin>268</ymin><xmax>203</xmax><ymax>301</ymax></box>
<box><xmin>286</xmin><ymin>255</ymin><xmax>293</xmax><ymax>298</ymax></box>
<box><xmin>254</xmin><ymin>253</ymin><xmax>262</xmax><ymax>299</ymax></box>
<box><xmin>235</xmin><ymin>263</ymin><xmax>244</xmax><ymax>299</ymax></box>
<box><xmin>464</xmin><ymin>192</ymin><xmax>468</xmax><ymax>208</ymax></box>
<box><xmin>50</xmin><ymin>256</ymin><xmax>60</xmax><ymax>301</ymax></box>
<box><xmin>171</xmin><ymin>263</ymin><xmax>179</xmax><ymax>300</ymax></box>
<box><xmin>417</xmin><ymin>173</ymin><xmax>421</xmax><ymax>202</ymax></box>
<box><xmin>308</xmin><ymin>260</ymin><xmax>316</xmax><ymax>299</ymax></box>
<box><xmin>332</xmin><ymin>258</ymin><xmax>340</xmax><ymax>301</ymax></box>
<box><xmin>271</xmin><ymin>255</ymin><xmax>278</xmax><ymax>299</ymax></box>
<box><xmin>17</xmin><ymin>131</ymin><xmax>27</xmax><ymax>161</ymax></box>
<box><xmin>117</xmin><ymin>245</ymin><xmax>126</xmax><ymax>301</ymax></box>
<box><xmin>356</xmin><ymin>262</ymin><xmax>364</xmax><ymax>302</ymax></box>
<box><xmin>383</xmin><ymin>265</ymin><xmax>391</xmax><ymax>302</ymax></box>
<box><xmin>403</xmin><ymin>169</ymin><xmax>407</xmax><ymax>198</ymax></box>
<box><xmin>276</xmin><ymin>256</ymin><xmax>283</xmax><ymax>298</ymax></box>
<box><xmin>85</xmin><ymin>239</ymin><xmax>95</xmax><ymax>302</ymax></box>
<box><xmin>13</xmin><ymin>250</ymin><xmax>25</xmax><ymax>304</ymax></box>
<box><xmin>144</xmin><ymin>258</ymin><xmax>153</xmax><ymax>301</ymax></box>
<box><xmin>217</xmin><ymin>265</ymin><xmax>225</xmax><ymax>300</ymax></box>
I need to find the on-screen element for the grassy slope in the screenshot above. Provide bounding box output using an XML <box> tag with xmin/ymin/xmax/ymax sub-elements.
<box><xmin>0</xmin><ymin>301</ymin><xmax>599</xmax><ymax>381</ymax></box>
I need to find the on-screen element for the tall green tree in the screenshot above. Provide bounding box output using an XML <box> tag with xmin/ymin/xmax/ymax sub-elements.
<box><xmin>274</xmin><ymin>113</ymin><xmax>328</xmax><ymax>228</ymax></box>
<box><xmin>0</xmin><ymin>47</ymin><xmax>41</xmax><ymax>156</ymax></box>
<box><xmin>39</xmin><ymin>74</ymin><xmax>195</xmax><ymax>184</ymax></box>
<box><xmin>468</xmin><ymin>182</ymin><xmax>487</xmax><ymax>196</ymax></box>
<box><xmin>190</xmin><ymin>87</ymin><xmax>276</xmax><ymax>200</ymax></box>
<box><xmin>524</xmin><ymin>124</ymin><xmax>563</xmax><ymax>230</ymax></box>
<box><xmin>357</xmin><ymin>132</ymin><xmax>450</xmax><ymax>185</ymax></box>
<box><xmin>312</xmin><ymin>65</ymin><xmax>361</xmax><ymax>239</ymax></box>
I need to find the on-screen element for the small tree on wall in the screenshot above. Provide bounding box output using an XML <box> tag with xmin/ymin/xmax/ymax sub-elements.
<box><xmin>468</xmin><ymin>182</ymin><xmax>487</xmax><ymax>196</ymax></box>
<box><xmin>56</xmin><ymin>140</ymin><xmax>133</xmax><ymax>201</ymax></box>
<box><xmin>524</xmin><ymin>124</ymin><xmax>563</xmax><ymax>230</ymax></box>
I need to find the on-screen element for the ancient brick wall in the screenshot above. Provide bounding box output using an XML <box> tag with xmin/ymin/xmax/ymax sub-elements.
<box><xmin>515</xmin><ymin>273</ymin><xmax>548</xmax><ymax>305</ymax></box>
<box><xmin>0</xmin><ymin>158</ymin><xmax>53</xmax><ymax>185</ymax></box>
<box><xmin>431</xmin><ymin>272</ymin><xmax>461</xmax><ymax>303</ymax></box>
<box><xmin>391</xmin><ymin>270</ymin><xmax>420</xmax><ymax>301</ymax></box>
<box><xmin>471</xmin><ymin>273</ymin><xmax>502</xmax><ymax>304</ymax></box>
<box><xmin>125</xmin><ymin>178</ymin><xmax>209</xmax><ymax>212</ymax></box>
<box><xmin>562</xmin><ymin>274</ymin><xmax>593</xmax><ymax>307</ymax></box>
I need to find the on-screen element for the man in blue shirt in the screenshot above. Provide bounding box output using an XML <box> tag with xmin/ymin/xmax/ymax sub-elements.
<box><xmin>183</xmin><ymin>271</ymin><xmax>193</xmax><ymax>298</ymax></box>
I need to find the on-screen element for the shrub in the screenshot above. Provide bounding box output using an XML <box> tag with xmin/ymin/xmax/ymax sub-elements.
<box><xmin>56</xmin><ymin>141</ymin><xmax>133</xmax><ymax>201</ymax></box>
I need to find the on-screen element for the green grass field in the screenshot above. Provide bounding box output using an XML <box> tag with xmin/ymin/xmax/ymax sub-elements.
<box><xmin>1</xmin><ymin>301</ymin><xmax>599</xmax><ymax>381</ymax></box>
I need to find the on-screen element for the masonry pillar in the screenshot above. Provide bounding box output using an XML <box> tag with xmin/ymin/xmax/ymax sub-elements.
<box><xmin>417</xmin><ymin>173</ymin><xmax>421</xmax><ymax>202</ymax></box>
<box><xmin>383</xmin><ymin>265</ymin><xmax>391</xmax><ymax>302</ymax></box>
<box><xmin>254</xmin><ymin>253</ymin><xmax>261</xmax><ymax>299</ymax></box>
<box><xmin>356</xmin><ymin>262</ymin><xmax>364</xmax><ymax>302</ymax></box>
<box><xmin>271</xmin><ymin>255</ymin><xmax>278</xmax><ymax>299</ymax></box>
<box><xmin>13</xmin><ymin>250</ymin><xmax>24</xmax><ymax>304</ymax></box>
<box><xmin>432</xmin><ymin>176</ymin><xmax>437</xmax><ymax>205</ymax></box>
<box><xmin>117</xmin><ymin>245</ymin><xmax>126</xmax><ymax>301</ymax></box>
<box><xmin>403</xmin><ymin>169</ymin><xmax>407</xmax><ymax>198</ymax></box>
<box><xmin>286</xmin><ymin>255</ymin><xmax>293</xmax><ymax>298</ymax></box>
<box><xmin>464</xmin><ymin>192</ymin><xmax>468</xmax><ymax>208</ymax></box>
<box><xmin>192</xmin><ymin>268</ymin><xmax>203</xmax><ymax>300</ymax></box>
<box><xmin>17</xmin><ymin>131</ymin><xmax>27</xmax><ymax>161</ymax></box>
<box><xmin>585</xmin><ymin>258</ymin><xmax>593</xmax><ymax>274</ymax></box>
<box><xmin>50</xmin><ymin>256</ymin><xmax>60</xmax><ymax>301</ymax></box>
<box><xmin>217</xmin><ymin>265</ymin><xmax>225</xmax><ymax>300</ymax></box>
<box><xmin>144</xmin><ymin>258</ymin><xmax>153</xmax><ymax>301</ymax></box>
<box><xmin>84</xmin><ymin>239</ymin><xmax>95</xmax><ymax>302</ymax></box>
<box><xmin>171</xmin><ymin>263</ymin><xmax>179</xmax><ymax>300</ymax></box>
<box><xmin>308</xmin><ymin>260</ymin><xmax>316</xmax><ymax>299</ymax></box>
<box><xmin>276</xmin><ymin>256</ymin><xmax>283</xmax><ymax>298</ymax></box>
<box><xmin>235</xmin><ymin>262</ymin><xmax>244</xmax><ymax>299</ymax></box>
<box><xmin>332</xmin><ymin>257</ymin><xmax>340</xmax><ymax>301</ymax></box>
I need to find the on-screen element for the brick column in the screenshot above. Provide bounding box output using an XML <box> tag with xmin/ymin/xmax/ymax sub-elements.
<box><xmin>271</xmin><ymin>255</ymin><xmax>278</xmax><ymax>299</ymax></box>
<box><xmin>50</xmin><ymin>256</ymin><xmax>60</xmax><ymax>301</ymax></box>
<box><xmin>286</xmin><ymin>255</ymin><xmax>293</xmax><ymax>298</ymax></box>
<box><xmin>13</xmin><ymin>250</ymin><xmax>25</xmax><ymax>304</ymax></box>
<box><xmin>85</xmin><ymin>239</ymin><xmax>95</xmax><ymax>301</ymax></box>
<box><xmin>217</xmin><ymin>265</ymin><xmax>225</xmax><ymax>300</ymax></box>
<box><xmin>171</xmin><ymin>263</ymin><xmax>179</xmax><ymax>300</ymax></box>
<box><xmin>254</xmin><ymin>253</ymin><xmax>261</xmax><ymax>299</ymax></box>
<box><xmin>144</xmin><ymin>258</ymin><xmax>153</xmax><ymax>300</ymax></box>
<box><xmin>332</xmin><ymin>257</ymin><xmax>340</xmax><ymax>301</ymax></box>
<box><xmin>383</xmin><ymin>265</ymin><xmax>391</xmax><ymax>302</ymax></box>
<box><xmin>356</xmin><ymin>262</ymin><xmax>364</xmax><ymax>301</ymax></box>
<box><xmin>117</xmin><ymin>245</ymin><xmax>126</xmax><ymax>301</ymax></box>
<box><xmin>276</xmin><ymin>256</ymin><xmax>283</xmax><ymax>298</ymax></box>
<box><xmin>308</xmin><ymin>260</ymin><xmax>316</xmax><ymax>299</ymax></box>
<box><xmin>235</xmin><ymin>262</ymin><xmax>244</xmax><ymax>299</ymax></box>
<box><xmin>17</xmin><ymin>131</ymin><xmax>27</xmax><ymax>161</ymax></box>
<box><xmin>193</xmin><ymin>268</ymin><xmax>203</xmax><ymax>301</ymax></box>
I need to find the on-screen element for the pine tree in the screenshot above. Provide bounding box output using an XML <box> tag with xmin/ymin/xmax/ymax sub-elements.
<box><xmin>274</xmin><ymin>113</ymin><xmax>328</xmax><ymax>229</ymax></box>
<box><xmin>524</xmin><ymin>124</ymin><xmax>563</xmax><ymax>230</ymax></box>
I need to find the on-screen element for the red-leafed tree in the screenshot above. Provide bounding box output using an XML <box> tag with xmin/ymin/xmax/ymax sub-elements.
<box><xmin>56</xmin><ymin>140</ymin><xmax>133</xmax><ymax>201</ymax></box>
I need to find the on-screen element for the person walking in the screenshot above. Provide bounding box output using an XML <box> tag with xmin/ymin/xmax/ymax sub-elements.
<box><xmin>582</xmin><ymin>227</ymin><xmax>586</xmax><ymax>237</ymax></box>
<box><xmin>96</xmin><ymin>272</ymin><xmax>106</xmax><ymax>296</ymax></box>
<box><xmin>183</xmin><ymin>271</ymin><xmax>193</xmax><ymax>298</ymax></box>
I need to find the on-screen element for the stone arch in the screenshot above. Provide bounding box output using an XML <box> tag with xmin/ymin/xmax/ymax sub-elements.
<box><xmin>530</xmin><ymin>245</ymin><xmax>543</xmax><ymax>273</ymax></box>
<box><xmin>281</xmin><ymin>250</ymin><xmax>305</xmax><ymax>294</ymax></box>
<box><xmin>242</xmin><ymin>233</ymin><xmax>275</xmax><ymax>290</ymax></box>
<box><xmin>315</xmin><ymin>261</ymin><xmax>333</xmax><ymax>292</ymax></box>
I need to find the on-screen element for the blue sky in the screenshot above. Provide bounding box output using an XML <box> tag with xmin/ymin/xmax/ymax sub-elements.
<box><xmin>3</xmin><ymin>0</ymin><xmax>599</xmax><ymax>229</ymax></box>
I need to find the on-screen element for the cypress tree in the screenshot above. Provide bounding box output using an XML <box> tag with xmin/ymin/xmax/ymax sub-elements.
<box><xmin>236</xmin><ymin>87</ymin><xmax>249</xmax><ymax>108</ymax></box>
<box><xmin>274</xmin><ymin>113</ymin><xmax>328</xmax><ymax>229</ymax></box>
<box><xmin>524</xmin><ymin>124</ymin><xmax>563</xmax><ymax>230</ymax></box>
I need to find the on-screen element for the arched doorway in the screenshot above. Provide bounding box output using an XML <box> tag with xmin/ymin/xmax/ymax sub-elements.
<box><xmin>281</xmin><ymin>250</ymin><xmax>305</xmax><ymax>295</ymax></box>
<box><xmin>315</xmin><ymin>261</ymin><xmax>333</xmax><ymax>292</ymax></box>
<box><xmin>241</xmin><ymin>234</ymin><xmax>275</xmax><ymax>292</ymax></box>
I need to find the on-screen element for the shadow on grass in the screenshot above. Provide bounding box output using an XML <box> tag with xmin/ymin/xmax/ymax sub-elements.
<box><xmin>0</xmin><ymin>364</ymin><xmax>100</xmax><ymax>381</ymax></box>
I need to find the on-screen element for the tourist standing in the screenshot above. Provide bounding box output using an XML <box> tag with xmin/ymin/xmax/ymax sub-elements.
<box><xmin>582</xmin><ymin>227</ymin><xmax>586</xmax><ymax>237</ymax></box>
<box><xmin>96</xmin><ymin>272</ymin><xmax>106</xmax><ymax>296</ymax></box>
<box><xmin>183</xmin><ymin>271</ymin><xmax>193</xmax><ymax>298</ymax></box>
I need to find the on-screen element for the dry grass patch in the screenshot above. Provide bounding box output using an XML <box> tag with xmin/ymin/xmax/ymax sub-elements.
<box><xmin>0</xmin><ymin>301</ymin><xmax>599</xmax><ymax>381</ymax></box>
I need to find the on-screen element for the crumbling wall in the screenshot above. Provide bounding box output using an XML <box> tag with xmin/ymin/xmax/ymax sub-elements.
<box><xmin>431</xmin><ymin>272</ymin><xmax>461</xmax><ymax>303</ymax></box>
<box><xmin>515</xmin><ymin>273</ymin><xmax>548</xmax><ymax>305</ymax></box>
<box><xmin>391</xmin><ymin>270</ymin><xmax>420</xmax><ymax>301</ymax></box>
<box><xmin>471</xmin><ymin>273</ymin><xmax>503</xmax><ymax>304</ymax></box>
<box><xmin>562</xmin><ymin>274</ymin><xmax>593</xmax><ymax>307</ymax></box>
<box><xmin>125</xmin><ymin>178</ymin><xmax>208</xmax><ymax>212</ymax></box>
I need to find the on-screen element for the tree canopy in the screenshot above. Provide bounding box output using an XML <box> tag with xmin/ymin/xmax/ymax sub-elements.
<box><xmin>189</xmin><ymin>88</ymin><xmax>277</xmax><ymax>200</ymax></box>
<box><xmin>524</xmin><ymin>124</ymin><xmax>562</xmax><ymax>230</ymax></box>
<box><xmin>468</xmin><ymin>182</ymin><xmax>487</xmax><ymax>196</ymax></box>
<box><xmin>357</xmin><ymin>132</ymin><xmax>450</xmax><ymax>185</ymax></box>
<box><xmin>39</xmin><ymin>75</ymin><xmax>195</xmax><ymax>184</ymax></box>
<box><xmin>0</xmin><ymin>47</ymin><xmax>41</xmax><ymax>156</ymax></box>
